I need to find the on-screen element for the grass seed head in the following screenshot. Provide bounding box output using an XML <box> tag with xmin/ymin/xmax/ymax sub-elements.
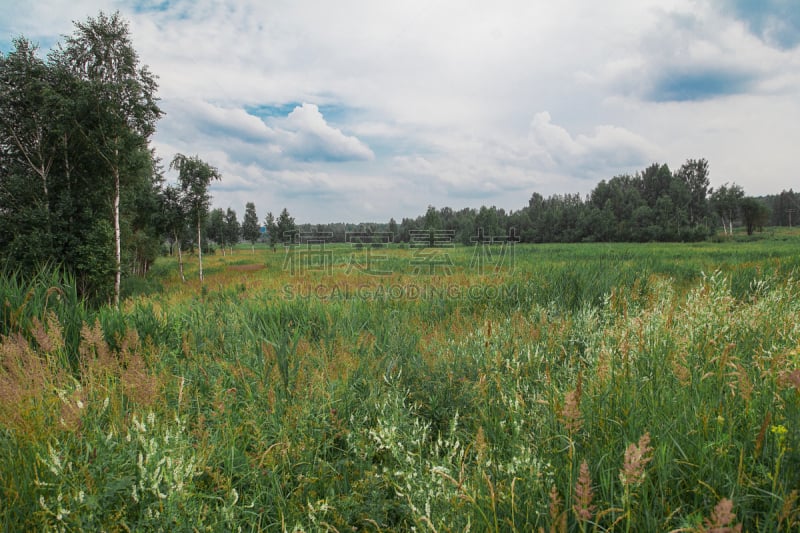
<box><xmin>573</xmin><ymin>459</ymin><xmax>595</xmax><ymax>522</ymax></box>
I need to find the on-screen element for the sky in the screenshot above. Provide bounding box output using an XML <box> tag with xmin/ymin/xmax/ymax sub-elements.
<box><xmin>2</xmin><ymin>0</ymin><xmax>799</xmax><ymax>223</ymax></box>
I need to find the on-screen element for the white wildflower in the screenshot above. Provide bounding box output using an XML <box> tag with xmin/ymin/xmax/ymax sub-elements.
<box><xmin>47</xmin><ymin>444</ymin><xmax>62</xmax><ymax>475</ymax></box>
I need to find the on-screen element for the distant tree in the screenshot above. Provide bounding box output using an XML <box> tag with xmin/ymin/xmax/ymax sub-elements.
<box><xmin>423</xmin><ymin>205</ymin><xmax>442</xmax><ymax>246</ymax></box>
<box><xmin>423</xmin><ymin>205</ymin><xmax>441</xmax><ymax>229</ymax></box>
<box><xmin>768</xmin><ymin>189</ymin><xmax>800</xmax><ymax>226</ymax></box>
<box><xmin>710</xmin><ymin>183</ymin><xmax>744</xmax><ymax>235</ymax></box>
<box><xmin>206</xmin><ymin>208</ymin><xmax>226</xmax><ymax>253</ymax></box>
<box><xmin>675</xmin><ymin>158</ymin><xmax>711</xmax><ymax>227</ymax></box>
<box><xmin>160</xmin><ymin>184</ymin><xmax>187</xmax><ymax>281</ymax></box>
<box><xmin>242</xmin><ymin>202</ymin><xmax>260</xmax><ymax>253</ymax></box>
<box><xmin>740</xmin><ymin>197</ymin><xmax>770</xmax><ymax>235</ymax></box>
<box><xmin>388</xmin><ymin>217</ymin><xmax>398</xmax><ymax>243</ymax></box>
<box><xmin>275</xmin><ymin>208</ymin><xmax>296</xmax><ymax>244</ymax></box>
<box><xmin>398</xmin><ymin>218</ymin><xmax>415</xmax><ymax>243</ymax></box>
<box><xmin>474</xmin><ymin>206</ymin><xmax>503</xmax><ymax>238</ymax></box>
<box><xmin>264</xmin><ymin>211</ymin><xmax>277</xmax><ymax>251</ymax></box>
<box><xmin>638</xmin><ymin>163</ymin><xmax>672</xmax><ymax>208</ymax></box>
<box><xmin>123</xmin><ymin>155</ymin><xmax>163</xmax><ymax>276</ymax></box>
<box><xmin>170</xmin><ymin>153</ymin><xmax>221</xmax><ymax>282</ymax></box>
<box><xmin>224</xmin><ymin>207</ymin><xmax>240</xmax><ymax>254</ymax></box>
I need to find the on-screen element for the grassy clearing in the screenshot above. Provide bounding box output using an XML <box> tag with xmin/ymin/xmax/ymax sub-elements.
<box><xmin>2</xmin><ymin>236</ymin><xmax>800</xmax><ymax>531</ymax></box>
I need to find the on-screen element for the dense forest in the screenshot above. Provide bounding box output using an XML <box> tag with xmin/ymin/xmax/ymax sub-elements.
<box><xmin>300</xmin><ymin>164</ymin><xmax>791</xmax><ymax>245</ymax></box>
<box><xmin>1</xmin><ymin>12</ymin><xmax>796</xmax><ymax>306</ymax></box>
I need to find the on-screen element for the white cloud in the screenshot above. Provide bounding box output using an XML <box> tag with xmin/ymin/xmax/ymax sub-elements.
<box><xmin>279</xmin><ymin>103</ymin><xmax>374</xmax><ymax>162</ymax></box>
<box><xmin>528</xmin><ymin>112</ymin><xmax>662</xmax><ymax>177</ymax></box>
<box><xmin>3</xmin><ymin>0</ymin><xmax>799</xmax><ymax>221</ymax></box>
<box><xmin>164</xmin><ymin>99</ymin><xmax>274</xmax><ymax>142</ymax></box>
<box><xmin>157</xmin><ymin>100</ymin><xmax>372</xmax><ymax>167</ymax></box>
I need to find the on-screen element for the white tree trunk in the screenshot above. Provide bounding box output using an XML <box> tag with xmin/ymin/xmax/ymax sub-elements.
<box><xmin>113</xmin><ymin>164</ymin><xmax>121</xmax><ymax>309</ymax></box>
<box><xmin>197</xmin><ymin>218</ymin><xmax>204</xmax><ymax>283</ymax></box>
<box><xmin>175</xmin><ymin>230</ymin><xmax>186</xmax><ymax>282</ymax></box>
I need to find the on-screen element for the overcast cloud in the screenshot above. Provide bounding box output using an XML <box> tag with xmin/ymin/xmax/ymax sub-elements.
<box><xmin>2</xmin><ymin>0</ymin><xmax>798</xmax><ymax>223</ymax></box>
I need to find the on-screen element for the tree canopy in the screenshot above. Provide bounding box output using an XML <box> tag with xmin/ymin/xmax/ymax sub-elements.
<box><xmin>1</xmin><ymin>15</ymin><xmax>163</xmax><ymax>305</ymax></box>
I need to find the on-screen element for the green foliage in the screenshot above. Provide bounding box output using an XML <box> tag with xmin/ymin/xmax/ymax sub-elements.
<box><xmin>0</xmin><ymin>13</ymin><xmax>163</xmax><ymax>306</ymax></box>
<box><xmin>4</xmin><ymin>238</ymin><xmax>800</xmax><ymax>530</ymax></box>
<box><xmin>711</xmin><ymin>182</ymin><xmax>746</xmax><ymax>235</ymax></box>
<box><xmin>275</xmin><ymin>207</ymin><xmax>296</xmax><ymax>244</ymax></box>
<box><xmin>740</xmin><ymin>197</ymin><xmax>771</xmax><ymax>235</ymax></box>
<box><xmin>763</xmin><ymin>189</ymin><xmax>800</xmax><ymax>227</ymax></box>
<box><xmin>241</xmin><ymin>202</ymin><xmax>261</xmax><ymax>248</ymax></box>
<box><xmin>170</xmin><ymin>153</ymin><xmax>222</xmax><ymax>282</ymax></box>
<box><xmin>288</xmin><ymin>158</ymin><xmax>721</xmax><ymax>245</ymax></box>
<box><xmin>263</xmin><ymin>211</ymin><xmax>277</xmax><ymax>251</ymax></box>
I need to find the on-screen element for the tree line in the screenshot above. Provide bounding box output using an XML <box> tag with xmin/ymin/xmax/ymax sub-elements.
<box><xmin>291</xmin><ymin>160</ymin><xmax>777</xmax><ymax>245</ymax></box>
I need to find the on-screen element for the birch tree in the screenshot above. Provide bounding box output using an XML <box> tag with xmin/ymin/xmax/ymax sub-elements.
<box><xmin>54</xmin><ymin>11</ymin><xmax>161</xmax><ymax>307</ymax></box>
<box><xmin>170</xmin><ymin>154</ymin><xmax>221</xmax><ymax>283</ymax></box>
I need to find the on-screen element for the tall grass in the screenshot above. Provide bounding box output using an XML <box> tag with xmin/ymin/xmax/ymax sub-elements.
<box><xmin>2</xmin><ymin>240</ymin><xmax>800</xmax><ymax>530</ymax></box>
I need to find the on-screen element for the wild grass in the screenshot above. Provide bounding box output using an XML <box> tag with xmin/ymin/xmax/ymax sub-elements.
<box><xmin>2</xmin><ymin>237</ymin><xmax>800</xmax><ymax>530</ymax></box>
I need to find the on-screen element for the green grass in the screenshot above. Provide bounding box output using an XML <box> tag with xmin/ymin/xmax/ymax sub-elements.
<box><xmin>2</xmin><ymin>235</ymin><xmax>800</xmax><ymax>530</ymax></box>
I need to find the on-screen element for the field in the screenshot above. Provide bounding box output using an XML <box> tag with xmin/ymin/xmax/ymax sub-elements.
<box><xmin>2</xmin><ymin>231</ymin><xmax>800</xmax><ymax>531</ymax></box>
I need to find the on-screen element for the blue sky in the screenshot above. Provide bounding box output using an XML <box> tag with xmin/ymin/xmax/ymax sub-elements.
<box><xmin>2</xmin><ymin>0</ymin><xmax>799</xmax><ymax>223</ymax></box>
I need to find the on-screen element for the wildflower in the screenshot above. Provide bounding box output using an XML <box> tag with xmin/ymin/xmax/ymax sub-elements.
<box><xmin>786</xmin><ymin>369</ymin><xmax>800</xmax><ymax>390</ymax></box>
<box><xmin>771</xmin><ymin>424</ymin><xmax>788</xmax><ymax>437</ymax></box>
<box><xmin>620</xmin><ymin>432</ymin><xmax>654</xmax><ymax>487</ymax></box>
<box><xmin>778</xmin><ymin>490</ymin><xmax>799</xmax><ymax>527</ymax></box>
<box><xmin>47</xmin><ymin>444</ymin><xmax>62</xmax><ymax>475</ymax></box>
<box><xmin>771</xmin><ymin>424</ymin><xmax>789</xmax><ymax>452</ymax></box>
<box><xmin>703</xmin><ymin>498</ymin><xmax>742</xmax><ymax>533</ymax></box>
<box><xmin>573</xmin><ymin>460</ymin><xmax>595</xmax><ymax>523</ymax></box>
<box><xmin>549</xmin><ymin>485</ymin><xmax>567</xmax><ymax>533</ymax></box>
<box><xmin>560</xmin><ymin>388</ymin><xmax>582</xmax><ymax>434</ymax></box>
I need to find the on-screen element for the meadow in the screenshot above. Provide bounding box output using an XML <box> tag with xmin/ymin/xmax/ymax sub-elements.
<box><xmin>2</xmin><ymin>231</ymin><xmax>800</xmax><ymax>531</ymax></box>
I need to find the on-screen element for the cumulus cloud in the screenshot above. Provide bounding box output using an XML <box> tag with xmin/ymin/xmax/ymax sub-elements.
<box><xmin>164</xmin><ymin>99</ymin><xmax>275</xmax><ymax>143</ymax></box>
<box><xmin>528</xmin><ymin>112</ymin><xmax>662</xmax><ymax>177</ymax></box>
<box><xmin>279</xmin><ymin>103</ymin><xmax>375</xmax><ymax>162</ymax></box>
<box><xmin>158</xmin><ymin>100</ymin><xmax>372</xmax><ymax>166</ymax></box>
